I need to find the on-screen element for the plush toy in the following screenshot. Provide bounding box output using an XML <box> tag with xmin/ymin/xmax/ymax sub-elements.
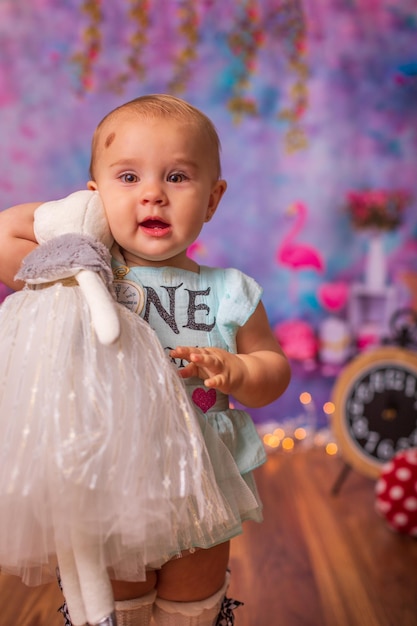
<box><xmin>375</xmin><ymin>448</ymin><xmax>417</xmax><ymax>537</ymax></box>
<box><xmin>0</xmin><ymin>191</ymin><xmax>242</xmax><ymax>626</ymax></box>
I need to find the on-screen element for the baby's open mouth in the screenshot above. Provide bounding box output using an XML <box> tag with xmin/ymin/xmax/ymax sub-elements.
<box><xmin>140</xmin><ymin>218</ymin><xmax>171</xmax><ymax>236</ymax></box>
<box><xmin>141</xmin><ymin>219</ymin><xmax>169</xmax><ymax>229</ymax></box>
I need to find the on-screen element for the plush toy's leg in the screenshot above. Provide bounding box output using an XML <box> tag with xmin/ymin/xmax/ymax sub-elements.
<box><xmin>71</xmin><ymin>532</ymin><xmax>115</xmax><ymax>626</ymax></box>
<box><xmin>152</xmin><ymin>575</ymin><xmax>230</xmax><ymax>626</ymax></box>
<box><xmin>56</xmin><ymin>594</ymin><xmax>116</xmax><ymax>626</ymax></box>
<box><xmin>114</xmin><ymin>590</ymin><xmax>156</xmax><ymax>626</ymax></box>
<box><xmin>56</xmin><ymin>549</ymin><xmax>87</xmax><ymax>626</ymax></box>
<box><xmin>76</xmin><ymin>269</ymin><xmax>120</xmax><ymax>345</ymax></box>
<box><xmin>93</xmin><ymin>613</ymin><xmax>118</xmax><ymax>625</ymax></box>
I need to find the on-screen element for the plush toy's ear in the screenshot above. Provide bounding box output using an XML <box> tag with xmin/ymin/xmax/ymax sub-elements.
<box><xmin>34</xmin><ymin>190</ymin><xmax>113</xmax><ymax>249</ymax></box>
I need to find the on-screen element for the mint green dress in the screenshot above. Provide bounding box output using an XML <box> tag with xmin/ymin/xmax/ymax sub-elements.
<box><xmin>112</xmin><ymin>252</ymin><xmax>267</xmax><ymax>537</ymax></box>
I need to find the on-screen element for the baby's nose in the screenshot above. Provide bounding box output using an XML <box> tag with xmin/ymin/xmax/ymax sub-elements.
<box><xmin>140</xmin><ymin>181</ymin><xmax>167</xmax><ymax>205</ymax></box>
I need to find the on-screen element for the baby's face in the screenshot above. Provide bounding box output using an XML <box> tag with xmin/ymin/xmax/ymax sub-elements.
<box><xmin>88</xmin><ymin>113</ymin><xmax>226</xmax><ymax>270</ymax></box>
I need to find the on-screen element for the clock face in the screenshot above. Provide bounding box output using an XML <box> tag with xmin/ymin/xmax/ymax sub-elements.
<box><xmin>331</xmin><ymin>347</ymin><xmax>417</xmax><ymax>478</ymax></box>
<box><xmin>113</xmin><ymin>278</ymin><xmax>145</xmax><ymax>314</ymax></box>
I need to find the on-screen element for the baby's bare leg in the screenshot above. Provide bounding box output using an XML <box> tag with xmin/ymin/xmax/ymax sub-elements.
<box><xmin>157</xmin><ymin>542</ymin><xmax>230</xmax><ymax>601</ymax></box>
<box><xmin>109</xmin><ymin>543</ymin><xmax>230</xmax><ymax>625</ymax></box>
<box><xmin>152</xmin><ymin>543</ymin><xmax>231</xmax><ymax>625</ymax></box>
<box><xmin>111</xmin><ymin>572</ymin><xmax>157</xmax><ymax>601</ymax></box>
<box><xmin>111</xmin><ymin>573</ymin><xmax>157</xmax><ymax>626</ymax></box>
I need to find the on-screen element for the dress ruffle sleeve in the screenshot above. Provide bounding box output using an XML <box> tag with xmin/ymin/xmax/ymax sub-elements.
<box><xmin>214</xmin><ymin>268</ymin><xmax>263</xmax><ymax>352</ymax></box>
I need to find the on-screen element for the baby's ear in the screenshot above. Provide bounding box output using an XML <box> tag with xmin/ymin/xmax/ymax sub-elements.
<box><xmin>206</xmin><ymin>179</ymin><xmax>227</xmax><ymax>222</ymax></box>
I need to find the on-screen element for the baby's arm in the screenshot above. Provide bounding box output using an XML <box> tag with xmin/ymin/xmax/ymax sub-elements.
<box><xmin>171</xmin><ymin>301</ymin><xmax>291</xmax><ymax>408</ymax></box>
<box><xmin>0</xmin><ymin>202</ymin><xmax>41</xmax><ymax>290</ymax></box>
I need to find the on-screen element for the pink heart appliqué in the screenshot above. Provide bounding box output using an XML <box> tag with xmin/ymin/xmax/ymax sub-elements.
<box><xmin>192</xmin><ymin>388</ymin><xmax>217</xmax><ymax>413</ymax></box>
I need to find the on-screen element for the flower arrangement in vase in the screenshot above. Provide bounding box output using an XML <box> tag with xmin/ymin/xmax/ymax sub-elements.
<box><xmin>346</xmin><ymin>189</ymin><xmax>409</xmax><ymax>231</ymax></box>
<box><xmin>346</xmin><ymin>189</ymin><xmax>410</xmax><ymax>289</ymax></box>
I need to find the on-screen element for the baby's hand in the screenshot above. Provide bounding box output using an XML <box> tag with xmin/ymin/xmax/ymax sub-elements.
<box><xmin>170</xmin><ymin>346</ymin><xmax>245</xmax><ymax>395</ymax></box>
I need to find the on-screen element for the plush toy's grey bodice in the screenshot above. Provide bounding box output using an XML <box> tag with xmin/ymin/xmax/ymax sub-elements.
<box><xmin>16</xmin><ymin>232</ymin><xmax>114</xmax><ymax>288</ymax></box>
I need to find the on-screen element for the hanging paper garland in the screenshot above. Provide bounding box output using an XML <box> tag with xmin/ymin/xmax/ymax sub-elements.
<box><xmin>127</xmin><ymin>0</ymin><xmax>150</xmax><ymax>81</ymax></box>
<box><xmin>168</xmin><ymin>0</ymin><xmax>200</xmax><ymax>94</ymax></box>
<box><xmin>270</xmin><ymin>0</ymin><xmax>309</xmax><ymax>153</ymax></box>
<box><xmin>225</xmin><ymin>0</ymin><xmax>308</xmax><ymax>150</ymax></box>
<box><xmin>71</xmin><ymin>0</ymin><xmax>103</xmax><ymax>93</ymax></box>
<box><xmin>226</xmin><ymin>0</ymin><xmax>263</xmax><ymax>122</ymax></box>
<box><xmin>70</xmin><ymin>0</ymin><xmax>309</xmax><ymax>153</ymax></box>
<box><xmin>106</xmin><ymin>0</ymin><xmax>150</xmax><ymax>94</ymax></box>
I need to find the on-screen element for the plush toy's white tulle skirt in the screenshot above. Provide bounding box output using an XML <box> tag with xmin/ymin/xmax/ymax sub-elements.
<box><xmin>0</xmin><ymin>283</ymin><xmax>259</xmax><ymax>586</ymax></box>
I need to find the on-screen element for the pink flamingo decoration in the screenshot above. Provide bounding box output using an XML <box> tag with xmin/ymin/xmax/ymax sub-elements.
<box><xmin>277</xmin><ymin>202</ymin><xmax>325</xmax><ymax>272</ymax></box>
<box><xmin>276</xmin><ymin>202</ymin><xmax>325</xmax><ymax>302</ymax></box>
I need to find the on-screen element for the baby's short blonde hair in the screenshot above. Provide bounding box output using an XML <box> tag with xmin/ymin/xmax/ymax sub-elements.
<box><xmin>89</xmin><ymin>94</ymin><xmax>222</xmax><ymax>181</ymax></box>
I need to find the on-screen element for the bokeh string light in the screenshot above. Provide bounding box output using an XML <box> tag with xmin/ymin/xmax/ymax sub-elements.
<box><xmin>261</xmin><ymin>391</ymin><xmax>339</xmax><ymax>456</ymax></box>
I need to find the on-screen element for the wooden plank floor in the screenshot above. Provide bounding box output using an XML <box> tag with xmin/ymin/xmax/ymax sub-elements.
<box><xmin>1</xmin><ymin>448</ymin><xmax>417</xmax><ymax>626</ymax></box>
<box><xmin>229</xmin><ymin>449</ymin><xmax>417</xmax><ymax>626</ymax></box>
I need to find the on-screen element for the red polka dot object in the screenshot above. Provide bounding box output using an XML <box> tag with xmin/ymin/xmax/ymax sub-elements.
<box><xmin>375</xmin><ymin>448</ymin><xmax>417</xmax><ymax>536</ymax></box>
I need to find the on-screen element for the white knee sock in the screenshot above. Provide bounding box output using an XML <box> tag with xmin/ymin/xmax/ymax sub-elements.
<box><xmin>152</xmin><ymin>574</ymin><xmax>229</xmax><ymax>626</ymax></box>
<box><xmin>115</xmin><ymin>590</ymin><xmax>156</xmax><ymax>626</ymax></box>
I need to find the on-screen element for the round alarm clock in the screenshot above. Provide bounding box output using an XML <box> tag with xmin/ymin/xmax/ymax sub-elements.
<box><xmin>112</xmin><ymin>265</ymin><xmax>145</xmax><ymax>314</ymax></box>
<box><xmin>331</xmin><ymin>345</ymin><xmax>417</xmax><ymax>479</ymax></box>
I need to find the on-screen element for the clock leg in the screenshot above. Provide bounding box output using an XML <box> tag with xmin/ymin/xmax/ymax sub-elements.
<box><xmin>331</xmin><ymin>462</ymin><xmax>352</xmax><ymax>496</ymax></box>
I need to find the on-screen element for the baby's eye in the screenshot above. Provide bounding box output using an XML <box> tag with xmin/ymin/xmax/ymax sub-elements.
<box><xmin>120</xmin><ymin>173</ymin><xmax>138</xmax><ymax>183</ymax></box>
<box><xmin>167</xmin><ymin>172</ymin><xmax>187</xmax><ymax>183</ymax></box>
